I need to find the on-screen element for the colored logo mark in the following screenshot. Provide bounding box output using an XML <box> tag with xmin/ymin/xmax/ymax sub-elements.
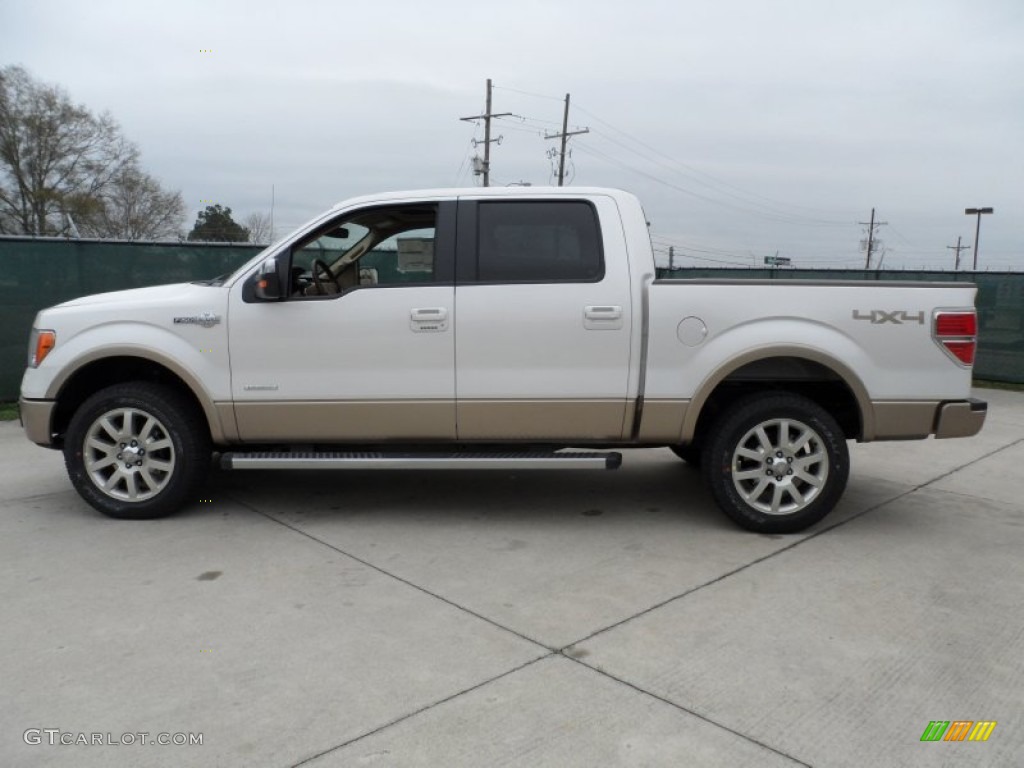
<box><xmin>200</xmin><ymin>49</ymin><xmax>213</xmax><ymax>53</ymax></box>
<box><xmin>920</xmin><ymin>721</ymin><xmax>996</xmax><ymax>742</ymax></box>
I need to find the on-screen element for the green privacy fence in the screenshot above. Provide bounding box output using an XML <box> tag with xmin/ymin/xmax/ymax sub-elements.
<box><xmin>2</xmin><ymin>236</ymin><xmax>1022</xmax><ymax>400</ymax></box>
<box><xmin>1</xmin><ymin>237</ymin><xmax>262</xmax><ymax>401</ymax></box>
<box><xmin>0</xmin><ymin>236</ymin><xmax>431</xmax><ymax>400</ymax></box>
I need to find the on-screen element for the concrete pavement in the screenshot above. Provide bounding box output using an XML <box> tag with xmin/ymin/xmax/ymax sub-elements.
<box><xmin>1</xmin><ymin>388</ymin><xmax>1021</xmax><ymax>767</ymax></box>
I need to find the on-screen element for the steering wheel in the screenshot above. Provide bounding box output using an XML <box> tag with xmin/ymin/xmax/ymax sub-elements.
<box><xmin>312</xmin><ymin>259</ymin><xmax>341</xmax><ymax>295</ymax></box>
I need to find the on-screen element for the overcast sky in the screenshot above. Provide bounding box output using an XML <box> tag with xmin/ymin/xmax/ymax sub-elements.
<box><xmin>2</xmin><ymin>0</ymin><xmax>1020</xmax><ymax>269</ymax></box>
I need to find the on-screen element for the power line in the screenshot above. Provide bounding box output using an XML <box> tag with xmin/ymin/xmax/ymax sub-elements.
<box><xmin>651</xmin><ymin>245</ymin><xmax>750</xmax><ymax>267</ymax></box>
<box><xmin>573</xmin><ymin>102</ymin><xmax>853</xmax><ymax>224</ymax></box>
<box><xmin>492</xmin><ymin>84</ymin><xmax>565</xmax><ymax>102</ymax></box>
<box><xmin>492</xmin><ymin>87</ymin><xmax>851</xmax><ymax>223</ymax></box>
<box><xmin>574</xmin><ymin>140</ymin><xmax>855</xmax><ymax>228</ymax></box>
<box><xmin>482</xmin><ymin>88</ymin><xmax>855</xmax><ymax>227</ymax></box>
<box><xmin>453</xmin><ymin>123</ymin><xmax>480</xmax><ymax>187</ymax></box>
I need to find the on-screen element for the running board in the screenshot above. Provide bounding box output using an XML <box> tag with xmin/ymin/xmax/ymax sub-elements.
<box><xmin>220</xmin><ymin>450</ymin><xmax>622</xmax><ymax>471</ymax></box>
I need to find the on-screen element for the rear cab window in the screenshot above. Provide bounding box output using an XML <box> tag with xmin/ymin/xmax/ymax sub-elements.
<box><xmin>474</xmin><ymin>200</ymin><xmax>604</xmax><ymax>283</ymax></box>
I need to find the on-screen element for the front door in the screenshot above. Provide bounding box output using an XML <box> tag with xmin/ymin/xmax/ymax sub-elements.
<box><xmin>228</xmin><ymin>201</ymin><xmax>457</xmax><ymax>442</ymax></box>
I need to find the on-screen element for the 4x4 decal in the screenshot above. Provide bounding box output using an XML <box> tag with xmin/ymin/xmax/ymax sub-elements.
<box><xmin>852</xmin><ymin>310</ymin><xmax>925</xmax><ymax>325</ymax></box>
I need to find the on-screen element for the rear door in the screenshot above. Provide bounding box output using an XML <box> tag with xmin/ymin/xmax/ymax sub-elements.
<box><xmin>453</xmin><ymin>195</ymin><xmax>633</xmax><ymax>440</ymax></box>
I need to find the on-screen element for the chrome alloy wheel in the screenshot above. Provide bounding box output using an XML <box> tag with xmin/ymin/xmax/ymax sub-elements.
<box><xmin>83</xmin><ymin>407</ymin><xmax>176</xmax><ymax>502</ymax></box>
<box><xmin>730</xmin><ymin>418</ymin><xmax>829</xmax><ymax>515</ymax></box>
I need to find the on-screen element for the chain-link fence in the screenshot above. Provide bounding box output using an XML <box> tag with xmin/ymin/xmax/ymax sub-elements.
<box><xmin>3</xmin><ymin>237</ymin><xmax>1021</xmax><ymax>400</ymax></box>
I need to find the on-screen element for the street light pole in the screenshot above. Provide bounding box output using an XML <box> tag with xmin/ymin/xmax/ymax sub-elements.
<box><xmin>964</xmin><ymin>207</ymin><xmax>993</xmax><ymax>270</ymax></box>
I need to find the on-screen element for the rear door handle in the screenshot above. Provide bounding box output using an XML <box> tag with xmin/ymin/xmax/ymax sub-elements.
<box><xmin>410</xmin><ymin>307</ymin><xmax>449</xmax><ymax>332</ymax></box>
<box><xmin>584</xmin><ymin>305</ymin><xmax>623</xmax><ymax>330</ymax></box>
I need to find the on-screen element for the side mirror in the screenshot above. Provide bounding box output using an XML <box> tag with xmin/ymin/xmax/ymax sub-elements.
<box><xmin>254</xmin><ymin>258</ymin><xmax>283</xmax><ymax>300</ymax></box>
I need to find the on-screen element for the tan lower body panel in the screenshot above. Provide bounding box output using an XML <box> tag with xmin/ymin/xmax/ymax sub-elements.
<box><xmin>935</xmin><ymin>400</ymin><xmax>986</xmax><ymax>438</ymax></box>
<box><xmin>233</xmin><ymin>401</ymin><xmax>456</xmax><ymax>442</ymax></box>
<box><xmin>456</xmin><ymin>400</ymin><xmax>627</xmax><ymax>441</ymax></box>
<box><xmin>19</xmin><ymin>398</ymin><xmax>56</xmax><ymax>446</ymax></box>
<box><xmin>213</xmin><ymin>402</ymin><xmax>240</xmax><ymax>443</ymax></box>
<box><xmin>871</xmin><ymin>401</ymin><xmax>940</xmax><ymax>440</ymax></box>
<box><xmin>635</xmin><ymin>399</ymin><xmax>689</xmax><ymax>443</ymax></box>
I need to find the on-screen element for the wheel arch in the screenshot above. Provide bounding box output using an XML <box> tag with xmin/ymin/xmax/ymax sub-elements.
<box><xmin>682</xmin><ymin>346</ymin><xmax>874</xmax><ymax>445</ymax></box>
<box><xmin>47</xmin><ymin>350</ymin><xmax>232</xmax><ymax>445</ymax></box>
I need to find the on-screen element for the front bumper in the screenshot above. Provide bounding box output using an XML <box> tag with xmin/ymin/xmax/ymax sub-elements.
<box><xmin>19</xmin><ymin>398</ymin><xmax>57</xmax><ymax>447</ymax></box>
<box><xmin>934</xmin><ymin>397</ymin><xmax>987</xmax><ymax>439</ymax></box>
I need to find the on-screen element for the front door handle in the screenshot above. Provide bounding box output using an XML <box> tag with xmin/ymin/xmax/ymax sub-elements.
<box><xmin>583</xmin><ymin>305</ymin><xmax>623</xmax><ymax>330</ymax></box>
<box><xmin>410</xmin><ymin>307</ymin><xmax>449</xmax><ymax>332</ymax></box>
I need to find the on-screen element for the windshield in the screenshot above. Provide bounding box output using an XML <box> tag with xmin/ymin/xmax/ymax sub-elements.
<box><xmin>219</xmin><ymin>208</ymin><xmax>338</xmax><ymax>285</ymax></box>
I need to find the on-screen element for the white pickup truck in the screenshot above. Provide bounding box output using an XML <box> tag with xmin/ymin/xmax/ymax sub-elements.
<box><xmin>20</xmin><ymin>187</ymin><xmax>986</xmax><ymax>532</ymax></box>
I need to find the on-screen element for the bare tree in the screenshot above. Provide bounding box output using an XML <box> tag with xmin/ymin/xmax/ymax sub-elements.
<box><xmin>77</xmin><ymin>166</ymin><xmax>186</xmax><ymax>240</ymax></box>
<box><xmin>243</xmin><ymin>211</ymin><xmax>273</xmax><ymax>244</ymax></box>
<box><xmin>0</xmin><ymin>65</ymin><xmax>184</xmax><ymax>239</ymax></box>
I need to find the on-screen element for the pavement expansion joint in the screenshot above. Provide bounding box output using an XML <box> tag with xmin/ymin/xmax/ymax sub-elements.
<box><xmin>560</xmin><ymin>437</ymin><xmax>1024</xmax><ymax>653</ymax></box>
<box><xmin>559</xmin><ymin>654</ymin><xmax>814</xmax><ymax>768</ymax></box>
<box><xmin>287</xmin><ymin>654</ymin><xmax>552</xmax><ymax>767</ymax></box>
<box><xmin>3</xmin><ymin>489</ymin><xmax>79</xmax><ymax>504</ymax></box>
<box><xmin>916</xmin><ymin>436</ymin><xmax>1023</xmax><ymax>490</ymax></box>
<box><xmin>226</xmin><ymin>493</ymin><xmax>555</xmax><ymax>652</ymax></box>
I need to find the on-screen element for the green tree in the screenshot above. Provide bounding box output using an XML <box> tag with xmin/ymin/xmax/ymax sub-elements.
<box><xmin>187</xmin><ymin>204</ymin><xmax>249</xmax><ymax>242</ymax></box>
<box><xmin>0</xmin><ymin>65</ymin><xmax>185</xmax><ymax>238</ymax></box>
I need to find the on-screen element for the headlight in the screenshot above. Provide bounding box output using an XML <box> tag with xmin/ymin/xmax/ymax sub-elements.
<box><xmin>28</xmin><ymin>328</ymin><xmax>56</xmax><ymax>368</ymax></box>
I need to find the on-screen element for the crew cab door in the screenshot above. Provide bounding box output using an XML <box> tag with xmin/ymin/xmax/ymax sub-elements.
<box><xmin>454</xmin><ymin>196</ymin><xmax>633</xmax><ymax>440</ymax></box>
<box><xmin>227</xmin><ymin>201</ymin><xmax>456</xmax><ymax>442</ymax></box>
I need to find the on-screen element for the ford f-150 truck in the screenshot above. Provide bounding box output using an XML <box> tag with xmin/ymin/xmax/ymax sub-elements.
<box><xmin>19</xmin><ymin>187</ymin><xmax>986</xmax><ymax>532</ymax></box>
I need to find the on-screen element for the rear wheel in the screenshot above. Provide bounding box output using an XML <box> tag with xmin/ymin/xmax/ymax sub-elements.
<box><xmin>701</xmin><ymin>393</ymin><xmax>849</xmax><ymax>533</ymax></box>
<box><xmin>64</xmin><ymin>382</ymin><xmax>211</xmax><ymax>519</ymax></box>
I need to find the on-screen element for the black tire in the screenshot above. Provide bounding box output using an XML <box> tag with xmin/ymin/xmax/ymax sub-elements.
<box><xmin>701</xmin><ymin>392</ymin><xmax>849</xmax><ymax>533</ymax></box>
<box><xmin>669</xmin><ymin>443</ymin><xmax>702</xmax><ymax>468</ymax></box>
<box><xmin>63</xmin><ymin>382</ymin><xmax>211</xmax><ymax>519</ymax></box>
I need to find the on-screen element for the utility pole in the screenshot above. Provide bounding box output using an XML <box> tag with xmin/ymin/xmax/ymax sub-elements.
<box><xmin>669</xmin><ymin>246</ymin><xmax>675</xmax><ymax>272</ymax></box>
<box><xmin>859</xmin><ymin>208</ymin><xmax>887</xmax><ymax>269</ymax></box>
<box><xmin>946</xmin><ymin>236</ymin><xmax>970</xmax><ymax>271</ymax></box>
<box><xmin>544</xmin><ymin>93</ymin><xmax>589</xmax><ymax>186</ymax></box>
<box><xmin>460</xmin><ymin>78</ymin><xmax>512</xmax><ymax>187</ymax></box>
<box><xmin>964</xmin><ymin>207</ymin><xmax>994</xmax><ymax>270</ymax></box>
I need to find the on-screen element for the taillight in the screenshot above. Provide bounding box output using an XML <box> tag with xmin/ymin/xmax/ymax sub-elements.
<box><xmin>935</xmin><ymin>313</ymin><xmax>977</xmax><ymax>337</ymax></box>
<box><xmin>934</xmin><ymin>311</ymin><xmax>977</xmax><ymax>366</ymax></box>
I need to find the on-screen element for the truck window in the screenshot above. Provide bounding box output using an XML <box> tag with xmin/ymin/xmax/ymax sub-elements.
<box><xmin>476</xmin><ymin>201</ymin><xmax>603</xmax><ymax>283</ymax></box>
<box><xmin>290</xmin><ymin>205</ymin><xmax>438</xmax><ymax>296</ymax></box>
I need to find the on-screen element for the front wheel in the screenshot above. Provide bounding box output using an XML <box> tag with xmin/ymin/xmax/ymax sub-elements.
<box><xmin>669</xmin><ymin>443</ymin><xmax>702</xmax><ymax>468</ymax></box>
<box><xmin>701</xmin><ymin>393</ymin><xmax>849</xmax><ymax>533</ymax></box>
<box><xmin>64</xmin><ymin>382</ymin><xmax>211</xmax><ymax>519</ymax></box>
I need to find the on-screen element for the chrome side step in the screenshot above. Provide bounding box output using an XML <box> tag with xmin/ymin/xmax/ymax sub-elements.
<box><xmin>220</xmin><ymin>450</ymin><xmax>622</xmax><ymax>471</ymax></box>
